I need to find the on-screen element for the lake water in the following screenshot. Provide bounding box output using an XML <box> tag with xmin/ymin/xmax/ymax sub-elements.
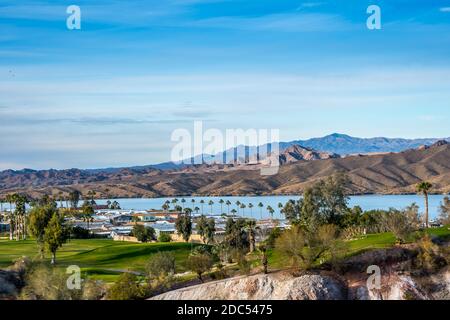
<box><xmin>95</xmin><ymin>194</ymin><xmax>448</xmax><ymax>220</ymax></box>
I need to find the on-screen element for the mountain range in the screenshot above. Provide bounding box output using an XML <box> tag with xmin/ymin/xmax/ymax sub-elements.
<box><xmin>1</xmin><ymin>137</ymin><xmax>449</xmax><ymax>198</ymax></box>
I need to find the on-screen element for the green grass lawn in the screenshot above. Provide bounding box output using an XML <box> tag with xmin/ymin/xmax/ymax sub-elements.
<box><xmin>0</xmin><ymin>239</ymin><xmax>197</xmax><ymax>283</ymax></box>
<box><xmin>1</xmin><ymin>226</ymin><xmax>448</xmax><ymax>283</ymax></box>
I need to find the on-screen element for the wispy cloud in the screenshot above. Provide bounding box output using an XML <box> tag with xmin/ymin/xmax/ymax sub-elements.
<box><xmin>440</xmin><ymin>7</ymin><xmax>450</xmax><ymax>12</ymax></box>
<box><xmin>183</xmin><ymin>13</ymin><xmax>355</xmax><ymax>32</ymax></box>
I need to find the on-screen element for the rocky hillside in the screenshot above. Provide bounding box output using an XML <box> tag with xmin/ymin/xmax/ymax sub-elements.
<box><xmin>1</xmin><ymin>141</ymin><xmax>449</xmax><ymax>198</ymax></box>
<box><xmin>152</xmin><ymin>246</ymin><xmax>450</xmax><ymax>300</ymax></box>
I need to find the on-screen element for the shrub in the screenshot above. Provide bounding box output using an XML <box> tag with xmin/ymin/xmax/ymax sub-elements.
<box><xmin>19</xmin><ymin>263</ymin><xmax>105</xmax><ymax>300</ymax></box>
<box><xmin>107</xmin><ymin>273</ymin><xmax>143</xmax><ymax>300</ymax></box>
<box><xmin>275</xmin><ymin>224</ymin><xmax>342</xmax><ymax>271</ymax></box>
<box><xmin>146</xmin><ymin>252</ymin><xmax>176</xmax><ymax>279</ymax></box>
<box><xmin>379</xmin><ymin>209</ymin><xmax>414</xmax><ymax>244</ymax></box>
<box><xmin>158</xmin><ymin>233</ymin><xmax>172</xmax><ymax>242</ymax></box>
<box><xmin>187</xmin><ymin>253</ymin><xmax>213</xmax><ymax>282</ymax></box>
<box><xmin>414</xmin><ymin>235</ymin><xmax>447</xmax><ymax>272</ymax></box>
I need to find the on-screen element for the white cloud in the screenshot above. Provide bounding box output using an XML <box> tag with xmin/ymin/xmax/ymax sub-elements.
<box><xmin>440</xmin><ymin>7</ymin><xmax>450</xmax><ymax>12</ymax></box>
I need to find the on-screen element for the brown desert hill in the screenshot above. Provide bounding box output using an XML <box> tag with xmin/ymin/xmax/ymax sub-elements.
<box><xmin>0</xmin><ymin>141</ymin><xmax>449</xmax><ymax>198</ymax></box>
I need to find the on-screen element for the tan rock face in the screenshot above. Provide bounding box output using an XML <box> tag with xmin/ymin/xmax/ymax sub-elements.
<box><xmin>151</xmin><ymin>273</ymin><xmax>346</xmax><ymax>300</ymax></box>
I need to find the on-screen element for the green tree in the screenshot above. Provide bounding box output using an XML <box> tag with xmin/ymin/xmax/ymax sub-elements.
<box><xmin>275</xmin><ymin>224</ymin><xmax>341</xmax><ymax>270</ymax></box>
<box><xmin>380</xmin><ymin>209</ymin><xmax>414</xmax><ymax>244</ymax></box>
<box><xmin>44</xmin><ymin>212</ymin><xmax>68</xmax><ymax>264</ymax></box>
<box><xmin>196</xmin><ymin>215</ymin><xmax>216</xmax><ymax>244</ymax></box>
<box><xmin>68</xmin><ymin>190</ymin><xmax>81</xmax><ymax>209</ymax></box>
<box><xmin>146</xmin><ymin>252</ymin><xmax>176</xmax><ymax>279</ymax></box>
<box><xmin>245</xmin><ymin>219</ymin><xmax>257</xmax><ymax>252</ymax></box>
<box><xmin>416</xmin><ymin>181</ymin><xmax>432</xmax><ymax>228</ymax></box>
<box><xmin>81</xmin><ymin>201</ymin><xmax>95</xmax><ymax>233</ymax></box>
<box><xmin>187</xmin><ymin>253</ymin><xmax>213</xmax><ymax>282</ymax></box>
<box><xmin>28</xmin><ymin>203</ymin><xmax>57</xmax><ymax>258</ymax></box>
<box><xmin>175</xmin><ymin>213</ymin><xmax>192</xmax><ymax>242</ymax></box>
<box><xmin>132</xmin><ymin>224</ymin><xmax>155</xmax><ymax>242</ymax></box>
<box><xmin>107</xmin><ymin>273</ymin><xmax>142</xmax><ymax>300</ymax></box>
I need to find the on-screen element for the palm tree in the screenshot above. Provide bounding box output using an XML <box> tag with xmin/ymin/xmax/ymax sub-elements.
<box><xmin>194</xmin><ymin>206</ymin><xmax>200</xmax><ymax>215</ymax></box>
<box><xmin>230</xmin><ymin>209</ymin><xmax>237</xmax><ymax>215</ymax></box>
<box><xmin>82</xmin><ymin>202</ymin><xmax>94</xmax><ymax>233</ymax></box>
<box><xmin>240</xmin><ymin>203</ymin><xmax>246</xmax><ymax>217</ymax></box>
<box><xmin>225</xmin><ymin>200</ymin><xmax>231</xmax><ymax>215</ymax></box>
<box><xmin>208</xmin><ymin>200</ymin><xmax>214</xmax><ymax>214</ymax></box>
<box><xmin>191</xmin><ymin>198</ymin><xmax>196</xmax><ymax>209</ymax></box>
<box><xmin>181</xmin><ymin>198</ymin><xmax>186</xmax><ymax>209</ymax></box>
<box><xmin>245</xmin><ymin>219</ymin><xmax>257</xmax><ymax>252</ymax></box>
<box><xmin>198</xmin><ymin>199</ymin><xmax>205</xmax><ymax>214</ymax></box>
<box><xmin>235</xmin><ymin>200</ymin><xmax>241</xmax><ymax>214</ymax></box>
<box><xmin>162</xmin><ymin>203</ymin><xmax>170</xmax><ymax>212</ymax></box>
<box><xmin>5</xmin><ymin>194</ymin><xmax>14</xmax><ymax>240</ymax></box>
<box><xmin>258</xmin><ymin>202</ymin><xmax>264</xmax><ymax>219</ymax></box>
<box><xmin>171</xmin><ymin>198</ymin><xmax>179</xmax><ymax>208</ymax></box>
<box><xmin>278</xmin><ymin>202</ymin><xmax>283</xmax><ymax>210</ymax></box>
<box><xmin>184</xmin><ymin>207</ymin><xmax>193</xmax><ymax>216</ymax></box>
<box><xmin>248</xmin><ymin>203</ymin><xmax>254</xmax><ymax>217</ymax></box>
<box><xmin>219</xmin><ymin>199</ymin><xmax>224</xmax><ymax>214</ymax></box>
<box><xmin>417</xmin><ymin>182</ymin><xmax>432</xmax><ymax>228</ymax></box>
<box><xmin>267</xmin><ymin>205</ymin><xmax>275</xmax><ymax>221</ymax></box>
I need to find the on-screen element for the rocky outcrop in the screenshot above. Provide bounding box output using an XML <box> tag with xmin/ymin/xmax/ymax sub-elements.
<box><xmin>151</xmin><ymin>272</ymin><xmax>346</xmax><ymax>300</ymax></box>
<box><xmin>0</xmin><ymin>270</ymin><xmax>21</xmax><ymax>299</ymax></box>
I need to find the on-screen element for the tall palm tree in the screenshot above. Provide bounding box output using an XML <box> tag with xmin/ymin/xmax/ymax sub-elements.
<box><xmin>245</xmin><ymin>219</ymin><xmax>257</xmax><ymax>252</ymax></box>
<box><xmin>240</xmin><ymin>203</ymin><xmax>246</xmax><ymax>217</ymax></box>
<box><xmin>200</xmin><ymin>200</ymin><xmax>205</xmax><ymax>214</ymax></box>
<box><xmin>171</xmin><ymin>198</ymin><xmax>178</xmax><ymax>208</ymax></box>
<box><xmin>191</xmin><ymin>198</ymin><xmax>196</xmax><ymax>209</ymax></box>
<box><xmin>267</xmin><ymin>205</ymin><xmax>275</xmax><ymax>221</ymax></box>
<box><xmin>258</xmin><ymin>202</ymin><xmax>264</xmax><ymax>219</ymax></box>
<box><xmin>208</xmin><ymin>200</ymin><xmax>214</xmax><ymax>214</ymax></box>
<box><xmin>235</xmin><ymin>200</ymin><xmax>241</xmax><ymax>215</ymax></box>
<box><xmin>194</xmin><ymin>206</ymin><xmax>200</xmax><ymax>215</ymax></box>
<box><xmin>278</xmin><ymin>202</ymin><xmax>283</xmax><ymax>211</ymax></box>
<box><xmin>225</xmin><ymin>200</ymin><xmax>231</xmax><ymax>215</ymax></box>
<box><xmin>416</xmin><ymin>182</ymin><xmax>432</xmax><ymax>228</ymax></box>
<box><xmin>5</xmin><ymin>194</ymin><xmax>14</xmax><ymax>240</ymax></box>
<box><xmin>181</xmin><ymin>198</ymin><xmax>186</xmax><ymax>209</ymax></box>
<box><xmin>219</xmin><ymin>199</ymin><xmax>224</xmax><ymax>214</ymax></box>
<box><xmin>248</xmin><ymin>203</ymin><xmax>254</xmax><ymax>217</ymax></box>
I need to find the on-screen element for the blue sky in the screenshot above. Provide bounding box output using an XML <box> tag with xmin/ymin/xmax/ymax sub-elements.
<box><xmin>1</xmin><ymin>0</ymin><xmax>450</xmax><ymax>170</ymax></box>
